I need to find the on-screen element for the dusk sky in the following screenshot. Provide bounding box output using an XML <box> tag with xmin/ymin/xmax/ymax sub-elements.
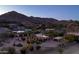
<box><xmin>0</xmin><ymin>5</ymin><xmax>79</xmax><ymax>20</ymax></box>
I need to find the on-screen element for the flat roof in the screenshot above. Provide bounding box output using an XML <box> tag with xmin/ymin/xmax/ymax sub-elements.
<box><xmin>35</xmin><ymin>33</ymin><xmax>49</xmax><ymax>38</ymax></box>
<box><xmin>67</xmin><ymin>32</ymin><xmax>79</xmax><ymax>36</ymax></box>
<box><xmin>54</xmin><ymin>37</ymin><xmax>63</xmax><ymax>40</ymax></box>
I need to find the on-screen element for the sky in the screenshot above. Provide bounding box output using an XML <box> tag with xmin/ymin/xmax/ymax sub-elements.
<box><xmin>0</xmin><ymin>5</ymin><xmax>79</xmax><ymax>20</ymax></box>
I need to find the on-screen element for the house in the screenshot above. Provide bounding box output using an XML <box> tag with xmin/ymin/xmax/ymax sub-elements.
<box><xmin>66</xmin><ymin>22</ymin><xmax>79</xmax><ymax>32</ymax></box>
<box><xmin>12</xmin><ymin>29</ymin><xmax>32</xmax><ymax>33</ymax></box>
<box><xmin>66</xmin><ymin>32</ymin><xmax>79</xmax><ymax>36</ymax></box>
<box><xmin>53</xmin><ymin>36</ymin><xmax>63</xmax><ymax>42</ymax></box>
<box><xmin>35</xmin><ymin>33</ymin><xmax>49</xmax><ymax>40</ymax></box>
<box><xmin>45</xmin><ymin>28</ymin><xmax>55</xmax><ymax>31</ymax></box>
<box><xmin>12</xmin><ymin>31</ymin><xmax>25</xmax><ymax>33</ymax></box>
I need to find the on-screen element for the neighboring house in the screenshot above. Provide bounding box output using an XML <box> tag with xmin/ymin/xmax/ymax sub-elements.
<box><xmin>66</xmin><ymin>32</ymin><xmax>79</xmax><ymax>36</ymax></box>
<box><xmin>35</xmin><ymin>33</ymin><xmax>49</xmax><ymax>39</ymax></box>
<box><xmin>66</xmin><ymin>22</ymin><xmax>79</xmax><ymax>32</ymax></box>
<box><xmin>12</xmin><ymin>31</ymin><xmax>25</xmax><ymax>33</ymax></box>
<box><xmin>25</xmin><ymin>29</ymin><xmax>32</xmax><ymax>32</ymax></box>
<box><xmin>12</xmin><ymin>29</ymin><xmax>32</xmax><ymax>33</ymax></box>
<box><xmin>45</xmin><ymin>28</ymin><xmax>55</xmax><ymax>31</ymax></box>
<box><xmin>53</xmin><ymin>36</ymin><xmax>63</xmax><ymax>42</ymax></box>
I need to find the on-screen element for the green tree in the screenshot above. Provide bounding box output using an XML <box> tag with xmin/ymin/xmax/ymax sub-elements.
<box><xmin>64</xmin><ymin>34</ymin><xmax>77</xmax><ymax>42</ymax></box>
<box><xmin>45</xmin><ymin>30</ymin><xmax>59</xmax><ymax>38</ymax></box>
<box><xmin>26</xmin><ymin>31</ymin><xmax>34</xmax><ymax>39</ymax></box>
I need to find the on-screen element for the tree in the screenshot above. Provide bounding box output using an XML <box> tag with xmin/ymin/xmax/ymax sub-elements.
<box><xmin>26</xmin><ymin>31</ymin><xmax>34</xmax><ymax>40</ymax></box>
<box><xmin>45</xmin><ymin>30</ymin><xmax>59</xmax><ymax>38</ymax></box>
<box><xmin>64</xmin><ymin>34</ymin><xmax>77</xmax><ymax>42</ymax></box>
<box><xmin>36</xmin><ymin>45</ymin><xmax>41</xmax><ymax>50</ymax></box>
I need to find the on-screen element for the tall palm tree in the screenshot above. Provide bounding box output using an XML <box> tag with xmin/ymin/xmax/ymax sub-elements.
<box><xmin>24</xmin><ymin>30</ymin><xmax>34</xmax><ymax>48</ymax></box>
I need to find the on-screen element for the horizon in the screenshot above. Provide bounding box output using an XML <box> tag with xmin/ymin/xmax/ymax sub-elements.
<box><xmin>0</xmin><ymin>5</ymin><xmax>79</xmax><ymax>20</ymax></box>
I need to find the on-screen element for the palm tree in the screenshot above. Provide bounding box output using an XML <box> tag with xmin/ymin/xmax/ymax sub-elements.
<box><xmin>23</xmin><ymin>30</ymin><xmax>35</xmax><ymax>50</ymax></box>
<box><xmin>26</xmin><ymin>31</ymin><xmax>33</xmax><ymax>40</ymax></box>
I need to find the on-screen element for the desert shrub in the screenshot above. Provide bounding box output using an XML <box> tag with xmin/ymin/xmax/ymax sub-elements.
<box><xmin>27</xmin><ymin>40</ymin><xmax>31</xmax><ymax>44</ymax></box>
<box><xmin>13</xmin><ymin>43</ymin><xmax>15</xmax><ymax>46</ymax></box>
<box><xmin>21</xmin><ymin>37</ymin><xmax>26</xmax><ymax>41</ymax></box>
<box><xmin>8</xmin><ymin>47</ymin><xmax>16</xmax><ymax>54</ymax></box>
<box><xmin>31</xmin><ymin>40</ymin><xmax>35</xmax><ymax>44</ymax></box>
<box><xmin>23</xmin><ymin>33</ymin><xmax>27</xmax><ymax>36</ymax></box>
<box><xmin>36</xmin><ymin>40</ymin><xmax>42</xmax><ymax>44</ymax></box>
<box><xmin>39</xmin><ymin>40</ymin><xmax>43</xmax><ymax>42</ymax></box>
<box><xmin>29</xmin><ymin>46</ymin><xmax>34</xmax><ymax>51</ymax></box>
<box><xmin>0</xmin><ymin>47</ymin><xmax>8</xmax><ymax>54</ymax></box>
<box><xmin>74</xmin><ymin>36</ymin><xmax>79</xmax><ymax>43</ymax></box>
<box><xmin>1</xmin><ymin>47</ymin><xmax>8</xmax><ymax>51</ymax></box>
<box><xmin>8</xmin><ymin>32</ymin><xmax>15</xmax><ymax>38</ymax></box>
<box><xmin>16</xmin><ymin>43</ymin><xmax>23</xmax><ymax>47</ymax></box>
<box><xmin>20</xmin><ymin>47</ymin><xmax>27</xmax><ymax>54</ymax></box>
<box><xmin>58</xmin><ymin>48</ymin><xmax>64</xmax><ymax>54</ymax></box>
<box><xmin>36</xmin><ymin>45</ymin><xmax>41</xmax><ymax>50</ymax></box>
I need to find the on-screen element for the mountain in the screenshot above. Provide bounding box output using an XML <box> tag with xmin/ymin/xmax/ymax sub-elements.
<box><xmin>0</xmin><ymin>11</ymin><xmax>35</xmax><ymax>27</ymax></box>
<box><xmin>0</xmin><ymin>11</ymin><xmax>79</xmax><ymax>31</ymax></box>
<box><xmin>0</xmin><ymin>11</ymin><xmax>58</xmax><ymax>28</ymax></box>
